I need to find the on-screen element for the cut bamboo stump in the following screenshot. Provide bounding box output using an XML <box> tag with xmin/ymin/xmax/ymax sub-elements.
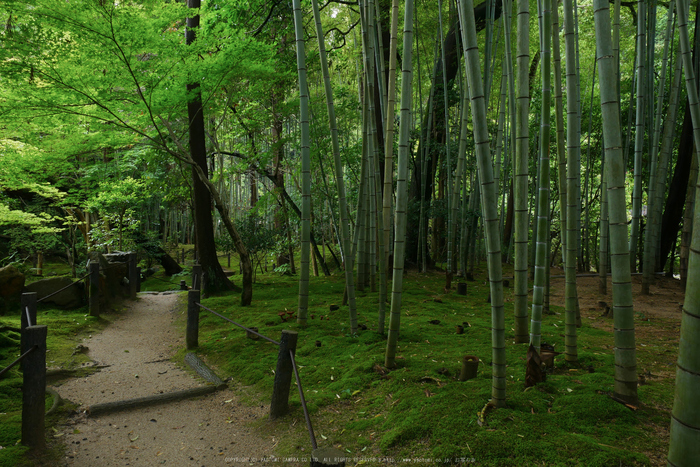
<box><xmin>459</xmin><ymin>355</ymin><xmax>479</xmax><ymax>381</ymax></box>
<box><xmin>457</xmin><ymin>282</ymin><xmax>467</xmax><ymax>295</ymax></box>
<box><xmin>87</xmin><ymin>385</ymin><xmax>218</xmax><ymax>416</ymax></box>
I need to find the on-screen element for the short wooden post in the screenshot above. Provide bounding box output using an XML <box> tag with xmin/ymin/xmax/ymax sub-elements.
<box><xmin>136</xmin><ymin>267</ymin><xmax>142</xmax><ymax>293</ymax></box>
<box><xmin>22</xmin><ymin>324</ymin><xmax>47</xmax><ymax>451</ymax></box>
<box><xmin>20</xmin><ymin>293</ymin><xmax>38</xmax><ymax>369</ymax></box>
<box><xmin>128</xmin><ymin>252</ymin><xmax>138</xmax><ymax>299</ymax></box>
<box><xmin>191</xmin><ymin>264</ymin><xmax>202</xmax><ymax>291</ymax></box>
<box><xmin>181</xmin><ymin>248</ymin><xmax>185</xmax><ymax>264</ymax></box>
<box><xmin>270</xmin><ymin>330</ymin><xmax>298</xmax><ymax>419</ymax></box>
<box><xmin>89</xmin><ymin>261</ymin><xmax>100</xmax><ymax>317</ymax></box>
<box><xmin>227</xmin><ymin>253</ymin><xmax>231</xmax><ymax>268</ymax></box>
<box><xmin>201</xmin><ymin>272</ymin><xmax>207</xmax><ymax>297</ymax></box>
<box><xmin>180</xmin><ymin>280</ymin><xmax>188</xmax><ymax>291</ymax></box>
<box><xmin>186</xmin><ymin>289</ymin><xmax>200</xmax><ymax>350</ymax></box>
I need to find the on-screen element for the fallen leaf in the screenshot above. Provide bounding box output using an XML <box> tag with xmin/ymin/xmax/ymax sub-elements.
<box><xmin>321</xmin><ymin>434</ymin><xmax>328</xmax><ymax>440</ymax></box>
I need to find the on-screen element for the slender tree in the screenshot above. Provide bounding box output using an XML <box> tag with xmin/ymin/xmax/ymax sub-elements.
<box><xmin>513</xmin><ymin>0</ymin><xmax>530</xmax><ymax>344</ymax></box>
<box><xmin>310</xmin><ymin>0</ymin><xmax>358</xmax><ymax>329</ymax></box>
<box><xmin>458</xmin><ymin>0</ymin><xmax>506</xmax><ymax>407</ymax></box>
<box><xmin>291</xmin><ymin>0</ymin><xmax>312</xmax><ymax>324</ymax></box>
<box><xmin>629</xmin><ymin>0</ymin><xmax>646</xmax><ymax>272</ymax></box>
<box><xmin>563</xmin><ymin>0</ymin><xmax>579</xmax><ymax>362</ymax></box>
<box><xmin>592</xmin><ymin>0</ymin><xmax>638</xmax><ymax>405</ymax></box>
<box><xmin>530</xmin><ymin>0</ymin><xmax>551</xmax><ymax>352</ymax></box>
<box><xmin>668</xmin><ymin>0</ymin><xmax>700</xmax><ymax>463</ymax></box>
<box><xmin>385</xmin><ymin>0</ymin><xmax>414</xmax><ymax>368</ymax></box>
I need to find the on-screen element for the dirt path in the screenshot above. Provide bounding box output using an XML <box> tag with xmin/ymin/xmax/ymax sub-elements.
<box><xmin>51</xmin><ymin>293</ymin><xmax>279</xmax><ymax>466</ymax></box>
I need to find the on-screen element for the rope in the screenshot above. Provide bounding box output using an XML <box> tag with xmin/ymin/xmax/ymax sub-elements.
<box><xmin>195</xmin><ymin>303</ymin><xmax>280</xmax><ymax>346</ymax></box>
<box><xmin>0</xmin><ymin>345</ymin><xmax>37</xmax><ymax>378</ymax></box>
<box><xmin>37</xmin><ymin>273</ymin><xmax>89</xmax><ymax>303</ymax></box>
<box><xmin>290</xmin><ymin>350</ymin><xmax>317</xmax><ymax>450</ymax></box>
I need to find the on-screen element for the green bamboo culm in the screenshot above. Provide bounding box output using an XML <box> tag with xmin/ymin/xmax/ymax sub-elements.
<box><xmin>563</xmin><ymin>0</ymin><xmax>579</xmax><ymax>362</ymax></box>
<box><xmin>642</xmin><ymin>0</ymin><xmax>675</xmax><ymax>295</ymax></box>
<box><xmin>667</xmin><ymin>0</ymin><xmax>700</xmax><ymax>463</ymax></box>
<box><xmin>551</xmin><ymin>0</ymin><xmax>567</xmax><ymax>270</ymax></box>
<box><xmin>292</xmin><ymin>0</ymin><xmax>311</xmax><ymax>324</ymax></box>
<box><xmin>458</xmin><ymin>0</ymin><xmax>506</xmax><ymax>408</ymax></box>
<box><xmin>591</xmin><ymin>0</ymin><xmax>638</xmax><ymax>406</ymax></box>
<box><xmin>310</xmin><ymin>0</ymin><xmax>358</xmax><ymax>331</ymax></box>
<box><xmin>529</xmin><ymin>0</ymin><xmax>551</xmax><ymax>353</ymax></box>
<box><xmin>385</xmin><ymin>0</ymin><xmax>414</xmax><ymax>369</ymax></box>
<box><xmin>382</xmin><ymin>0</ymin><xmax>400</xmax><ymax>280</ymax></box>
<box><xmin>629</xmin><ymin>0</ymin><xmax>646</xmax><ymax>273</ymax></box>
<box><xmin>513</xmin><ymin>0</ymin><xmax>530</xmax><ymax>344</ymax></box>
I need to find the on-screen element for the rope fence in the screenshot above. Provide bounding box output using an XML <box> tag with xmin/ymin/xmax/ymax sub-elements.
<box><xmin>186</xmin><ymin>291</ymin><xmax>331</xmax><ymax>460</ymax></box>
<box><xmin>195</xmin><ymin>302</ymin><xmax>280</xmax><ymax>345</ymax></box>
<box><xmin>0</xmin><ymin>345</ymin><xmax>36</xmax><ymax>378</ymax></box>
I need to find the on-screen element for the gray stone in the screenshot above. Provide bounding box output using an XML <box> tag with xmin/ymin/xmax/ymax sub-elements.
<box><xmin>0</xmin><ymin>265</ymin><xmax>25</xmax><ymax>313</ymax></box>
<box><xmin>25</xmin><ymin>277</ymin><xmax>84</xmax><ymax>309</ymax></box>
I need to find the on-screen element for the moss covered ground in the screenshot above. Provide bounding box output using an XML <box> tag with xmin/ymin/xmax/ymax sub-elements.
<box><xmin>164</xmin><ymin>259</ymin><xmax>675</xmax><ymax>466</ymax></box>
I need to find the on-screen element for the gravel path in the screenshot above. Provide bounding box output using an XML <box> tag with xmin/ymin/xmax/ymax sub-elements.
<box><xmin>51</xmin><ymin>292</ymin><xmax>280</xmax><ymax>466</ymax></box>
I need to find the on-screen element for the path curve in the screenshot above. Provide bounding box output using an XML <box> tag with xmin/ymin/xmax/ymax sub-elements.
<box><xmin>52</xmin><ymin>292</ymin><xmax>278</xmax><ymax>466</ymax></box>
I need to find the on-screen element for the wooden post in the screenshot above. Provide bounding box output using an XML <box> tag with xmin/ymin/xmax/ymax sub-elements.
<box><xmin>89</xmin><ymin>261</ymin><xmax>100</xmax><ymax>317</ymax></box>
<box><xmin>227</xmin><ymin>253</ymin><xmax>231</xmax><ymax>268</ymax></box>
<box><xmin>20</xmin><ymin>292</ymin><xmax>38</xmax><ymax>369</ymax></box>
<box><xmin>270</xmin><ymin>330</ymin><xmax>298</xmax><ymax>419</ymax></box>
<box><xmin>128</xmin><ymin>252</ymin><xmax>138</xmax><ymax>299</ymax></box>
<box><xmin>22</xmin><ymin>324</ymin><xmax>47</xmax><ymax>451</ymax></box>
<box><xmin>191</xmin><ymin>264</ymin><xmax>202</xmax><ymax>291</ymax></box>
<box><xmin>136</xmin><ymin>267</ymin><xmax>142</xmax><ymax>293</ymax></box>
<box><xmin>186</xmin><ymin>289</ymin><xmax>200</xmax><ymax>350</ymax></box>
<box><xmin>201</xmin><ymin>272</ymin><xmax>207</xmax><ymax>297</ymax></box>
<box><xmin>180</xmin><ymin>280</ymin><xmax>188</xmax><ymax>291</ymax></box>
<box><xmin>182</xmin><ymin>248</ymin><xmax>185</xmax><ymax>264</ymax></box>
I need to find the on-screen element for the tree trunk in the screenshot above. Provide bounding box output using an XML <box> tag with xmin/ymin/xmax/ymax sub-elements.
<box><xmin>458</xmin><ymin>0</ymin><xmax>506</xmax><ymax>408</ymax></box>
<box><xmin>186</xmin><ymin>0</ymin><xmax>234</xmax><ymax>295</ymax></box>
<box><xmin>592</xmin><ymin>0</ymin><xmax>638</xmax><ymax>405</ymax></box>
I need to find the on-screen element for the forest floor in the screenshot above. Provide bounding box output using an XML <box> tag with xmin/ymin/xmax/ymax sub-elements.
<box><xmin>47</xmin><ymin>292</ymin><xmax>278</xmax><ymax>466</ymax></box>
<box><xmin>547</xmin><ymin>271</ymin><xmax>682</xmax><ymax>466</ymax></box>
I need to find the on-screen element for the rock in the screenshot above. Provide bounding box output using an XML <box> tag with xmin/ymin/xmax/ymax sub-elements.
<box><xmin>0</xmin><ymin>265</ymin><xmax>25</xmax><ymax>313</ymax></box>
<box><xmin>25</xmin><ymin>277</ymin><xmax>84</xmax><ymax>309</ymax></box>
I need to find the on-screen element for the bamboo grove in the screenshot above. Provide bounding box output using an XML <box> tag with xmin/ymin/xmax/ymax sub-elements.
<box><xmin>2</xmin><ymin>0</ymin><xmax>700</xmax><ymax>463</ymax></box>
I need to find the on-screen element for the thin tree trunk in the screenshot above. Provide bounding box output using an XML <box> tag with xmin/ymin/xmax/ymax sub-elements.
<box><xmin>592</xmin><ymin>0</ymin><xmax>638</xmax><ymax>405</ymax></box>
<box><xmin>668</xmin><ymin>0</ymin><xmax>700</xmax><ymax>462</ymax></box>
<box><xmin>385</xmin><ymin>0</ymin><xmax>414</xmax><ymax>368</ymax></box>
<box><xmin>530</xmin><ymin>0</ymin><xmax>551</xmax><ymax>352</ymax></box>
<box><xmin>513</xmin><ymin>0</ymin><xmax>530</xmax><ymax>344</ymax></box>
<box><xmin>291</xmin><ymin>0</ymin><xmax>312</xmax><ymax>324</ymax></box>
<box><xmin>630</xmin><ymin>0</ymin><xmax>646</xmax><ymax>273</ymax></box>
<box><xmin>310</xmin><ymin>0</ymin><xmax>358</xmax><ymax>330</ymax></box>
<box><xmin>458</xmin><ymin>0</ymin><xmax>506</xmax><ymax>408</ymax></box>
